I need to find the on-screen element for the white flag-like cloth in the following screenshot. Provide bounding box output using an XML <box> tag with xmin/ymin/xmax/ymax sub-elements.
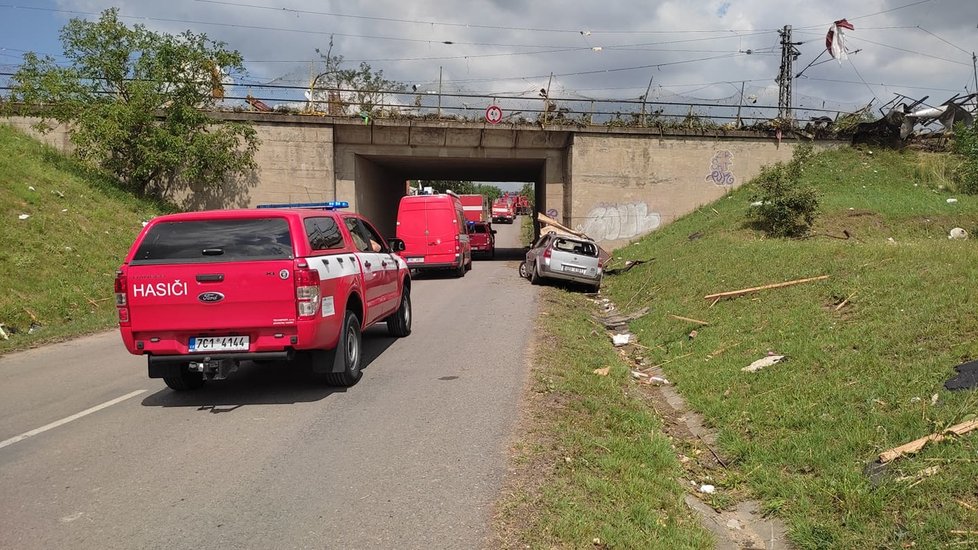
<box><xmin>825</xmin><ymin>19</ymin><xmax>855</xmax><ymax>64</ymax></box>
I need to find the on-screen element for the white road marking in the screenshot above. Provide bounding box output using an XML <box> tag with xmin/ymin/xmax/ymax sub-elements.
<box><xmin>0</xmin><ymin>390</ymin><xmax>148</xmax><ymax>450</ymax></box>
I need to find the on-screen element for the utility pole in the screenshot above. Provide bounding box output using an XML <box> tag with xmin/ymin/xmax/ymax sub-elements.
<box><xmin>640</xmin><ymin>74</ymin><xmax>654</xmax><ymax>126</ymax></box>
<box><xmin>542</xmin><ymin>72</ymin><xmax>554</xmax><ymax>125</ymax></box>
<box><xmin>776</xmin><ymin>25</ymin><xmax>801</xmax><ymax>125</ymax></box>
<box><xmin>972</xmin><ymin>52</ymin><xmax>978</xmax><ymax>117</ymax></box>
<box><xmin>735</xmin><ymin>81</ymin><xmax>745</xmax><ymax>129</ymax></box>
<box><xmin>437</xmin><ymin>66</ymin><xmax>443</xmax><ymax>118</ymax></box>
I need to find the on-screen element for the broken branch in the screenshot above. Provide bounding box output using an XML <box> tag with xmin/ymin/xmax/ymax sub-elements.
<box><xmin>879</xmin><ymin>419</ymin><xmax>978</xmax><ymax>464</ymax></box>
<box><xmin>668</xmin><ymin>314</ymin><xmax>710</xmax><ymax>326</ymax></box>
<box><xmin>704</xmin><ymin>275</ymin><xmax>830</xmax><ymax>302</ymax></box>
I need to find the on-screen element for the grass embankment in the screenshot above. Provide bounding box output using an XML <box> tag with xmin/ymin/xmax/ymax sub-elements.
<box><xmin>0</xmin><ymin>124</ymin><xmax>169</xmax><ymax>354</ymax></box>
<box><xmin>603</xmin><ymin>147</ymin><xmax>978</xmax><ymax>548</ymax></box>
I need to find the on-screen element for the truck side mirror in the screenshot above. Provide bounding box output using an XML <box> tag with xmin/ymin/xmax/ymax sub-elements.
<box><xmin>387</xmin><ymin>238</ymin><xmax>406</xmax><ymax>252</ymax></box>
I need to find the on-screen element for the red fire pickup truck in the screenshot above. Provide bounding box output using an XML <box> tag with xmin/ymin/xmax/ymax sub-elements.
<box><xmin>115</xmin><ymin>202</ymin><xmax>412</xmax><ymax>390</ymax></box>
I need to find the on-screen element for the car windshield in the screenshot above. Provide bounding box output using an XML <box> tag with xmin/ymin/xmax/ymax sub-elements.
<box><xmin>552</xmin><ymin>237</ymin><xmax>597</xmax><ymax>257</ymax></box>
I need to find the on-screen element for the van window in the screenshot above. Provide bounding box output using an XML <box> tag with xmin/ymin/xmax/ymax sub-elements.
<box><xmin>305</xmin><ymin>217</ymin><xmax>345</xmax><ymax>251</ymax></box>
<box><xmin>131</xmin><ymin>218</ymin><xmax>293</xmax><ymax>264</ymax></box>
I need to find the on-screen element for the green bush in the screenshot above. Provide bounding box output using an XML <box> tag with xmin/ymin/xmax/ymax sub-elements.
<box><xmin>952</xmin><ymin>122</ymin><xmax>978</xmax><ymax>194</ymax></box>
<box><xmin>749</xmin><ymin>143</ymin><xmax>819</xmax><ymax>237</ymax></box>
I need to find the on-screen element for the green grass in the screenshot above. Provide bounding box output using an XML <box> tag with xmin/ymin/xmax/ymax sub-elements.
<box><xmin>0</xmin><ymin>123</ymin><xmax>170</xmax><ymax>353</ymax></box>
<box><xmin>494</xmin><ymin>291</ymin><xmax>713</xmax><ymax>549</ymax></box>
<box><xmin>600</xmin><ymin>146</ymin><xmax>978</xmax><ymax>548</ymax></box>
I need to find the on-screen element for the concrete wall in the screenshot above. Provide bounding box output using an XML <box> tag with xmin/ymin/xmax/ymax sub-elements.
<box><xmin>567</xmin><ymin>134</ymin><xmax>798</xmax><ymax>249</ymax></box>
<box><xmin>247</xmin><ymin>122</ymin><xmax>334</xmax><ymax>207</ymax></box>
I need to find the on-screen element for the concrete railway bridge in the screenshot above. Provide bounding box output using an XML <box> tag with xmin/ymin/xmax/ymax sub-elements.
<box><xmin>8</xmin><ymin>113</ymin><xmax>812</xmax><ymax>249</ymax></box>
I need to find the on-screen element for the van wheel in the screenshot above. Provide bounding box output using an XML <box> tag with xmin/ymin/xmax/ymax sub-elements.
<box><xmin>325</xmin><ymin>310</ymin><xmax>363</xmax><ymax>387</ymax></box>
<box><xmin>455</xmin><ymin>260</ymin><xmax>466</xmax><ymax>278</ymax></box>
<box><xmin>387</xmin><ymin>289</ymin><xmax>412</xmax><ymax>337</ymax></box>
<box><xmin>163</xmin><ymin>364</ymin><xmax>205</xmax><ymax>391</ymax></box>
<box><xmin>529</xmin><ymin>262</ymin><xmax>541</xmax><ymax>285</ymax></box>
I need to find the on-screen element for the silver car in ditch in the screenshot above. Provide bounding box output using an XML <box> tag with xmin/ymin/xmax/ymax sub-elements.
<box><xmin>519</xmin><ymin>232</ymin><xmax>603</xmax><ymax>291</ymax></box>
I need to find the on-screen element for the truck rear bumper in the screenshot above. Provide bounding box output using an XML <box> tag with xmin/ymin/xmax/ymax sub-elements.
<box><xmin>147</xmin><ymin>351</ymin><xmax>294</xmax><ymax>378</ymax></box>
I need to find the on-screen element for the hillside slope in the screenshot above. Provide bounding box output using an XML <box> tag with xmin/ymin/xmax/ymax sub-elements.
<box><xmin>603</xmin><ymin>146</ymin><xmax>978</xmax><ymax>547</ymax></box>
<box><xmin>0</xmin><ymin>123</ymin><xmax>169</xmax><ymax>354</ymax></box>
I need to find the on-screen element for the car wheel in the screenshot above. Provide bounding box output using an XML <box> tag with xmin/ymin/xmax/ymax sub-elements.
<box><xmin>518</xmin><ymin>260</ymin><xmax>529</xmax><ymax>278</ymax></box>
<box><xmin>387</xmin><ymin>289</ymin><xmax>412</xmax><ymax>337</ymax></box>
<box><xmin>325</xmin><ymin>310</ymin><xmax>363</xmax><ymax>387</ymax></box>
<box><xmin>163</xmin><ymin>364</ymin><xmax>205</xmax><ymax>391</ymax></box>
<box><xmin>530</xmin><ymin>261</ymin><xmax>541</xmax><ymax>285</ymax></box>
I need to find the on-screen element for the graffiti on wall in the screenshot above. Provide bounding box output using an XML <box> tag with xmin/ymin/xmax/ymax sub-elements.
<box><xmin>705</xmin><ymin>150</ymin><xmax>735</xmax><ymax>186</ymax></box>
<box><xmin>546</xmin><ymin>208</ymin><xmax>559</xmax><ymax>219</ymax></box>
<box><xmin>577</xmin><ymin>202</ymin><xmax>661</xmax><ymax>242</ymax></box>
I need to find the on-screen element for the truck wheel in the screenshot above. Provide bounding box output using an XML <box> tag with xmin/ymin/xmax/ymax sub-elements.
<box><xmin>530</xmin><ymin>261</ymin><xmax>541</xmax><ymax>285</ymax></box>
<box><xmin>163</xmin><ymin>364</ymin><xmax>205</xmax><ymax>391</ymax></box>
<box><xmin>325</xmin><ymin>310</ymin><xmax>363</xmax><ymax>387</ymax></box>
<box><xmin>387</xmin><ymin>289</ymin><xmax>412</xmax><ymax>337</ymax></box>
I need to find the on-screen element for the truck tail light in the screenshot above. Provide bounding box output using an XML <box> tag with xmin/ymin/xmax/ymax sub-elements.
<box><xmin>295</xmin><ymin>266</ymin><xmax>321</xmax><ymax>318</ymax></box>
<box><xmin>543</xmin><ymin>246</ymin><xmax>552</xmax><ymax>267</ymax></box>
<box><xmin>114</xmin><ymin>270</ymin><xmax>130</xmax><ymax>325</ymax></box>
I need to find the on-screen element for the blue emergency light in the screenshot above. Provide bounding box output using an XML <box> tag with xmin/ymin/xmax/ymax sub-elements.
<box><xmin>256</xmin><ymin>201</ymin><xmax>349</xmax><ymax>210</ymax></box>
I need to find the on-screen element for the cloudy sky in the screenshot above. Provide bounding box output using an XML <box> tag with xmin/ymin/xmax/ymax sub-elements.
<box><xmin>1</xmin><ymin>0</ymin><xmax>976</xmax><ymax>122</ymax></box>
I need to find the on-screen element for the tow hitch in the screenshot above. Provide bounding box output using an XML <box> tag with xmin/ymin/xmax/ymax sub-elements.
<box><xmin>189</xmin><ymin>359</ymin><xmax>238</xmax><ymax>381</ymax></box>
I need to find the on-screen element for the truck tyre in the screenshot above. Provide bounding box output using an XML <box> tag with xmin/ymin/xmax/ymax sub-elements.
<box><xmin>530</xmin><ymin>261</ymin><xmax>541</xmax><ymax>285</ymax></box>
<box><xmin>387</xmin><ymin>289</ymin><xmax>412</xmax><ymax>337</ymax></box>
<box><xmin>163</xmin><ymin>364</ymin><xmax>205</xmax><ymax>391</ymax></box>
<box><xmin>325</xmin><ymin>310</ymin><xmax>363</xmax><ymax>387</ymax></box>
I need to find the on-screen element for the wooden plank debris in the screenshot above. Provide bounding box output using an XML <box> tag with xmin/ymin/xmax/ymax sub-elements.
<box><xmin>704</xmin><ymin>275</ymin><xmax>830</xmax><ymax>302</ymax></box>
<box><xmin>879</xmin><ymin>419</ymin><xmax>978</xmax><ymax>464</ymax></box>
<box><xmin>669</xmin><ymin>314</ymin><xmax>710</xmax><ymax>326</ymax></box>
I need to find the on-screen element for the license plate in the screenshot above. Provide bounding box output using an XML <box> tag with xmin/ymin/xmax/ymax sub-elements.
<box><xmin>406</xmin><ymin>257</ymin><xmax>424</xmax><ymax>263</ymax></box>
<box><xmin>562</xmin><ymin>265</ymin><xmax>586</xmax><ymax>274</ymax></box>
<box><xmin>189</xmin><ymin>335</ymin><xmax>249</xmax><ymax>352</ymax></box>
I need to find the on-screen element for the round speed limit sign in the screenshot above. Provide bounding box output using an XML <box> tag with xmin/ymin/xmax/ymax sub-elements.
<box><xmin>485</xmin><ymin>105</ymin><xmax>503</xmax><ymax>124</ymax></box>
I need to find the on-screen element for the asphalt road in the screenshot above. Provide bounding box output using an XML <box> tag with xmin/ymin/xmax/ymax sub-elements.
<box><xmin>0</xmin><ymin>219</ymin><xmax>536</xmax><ymax>550</ymax></box>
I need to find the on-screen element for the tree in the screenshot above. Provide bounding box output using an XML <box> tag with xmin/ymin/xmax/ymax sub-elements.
<box><xmin>8</xmin><ymin>9</ymin><xmax>259</xmax><ymax>203</ymax></box>
<box><xmin>314</xmin><ymin>37</ymin><xmax>406</xmax><ymax>115</ymax></box>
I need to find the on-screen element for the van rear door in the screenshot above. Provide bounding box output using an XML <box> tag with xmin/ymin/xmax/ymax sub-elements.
<box><xmin>396</xmin><ymin>198</ymin><xmax>428</xmax><ymax>265</ymax></box>
<box><xmin>126</xmin><ymin>218</ymin><xmax>297</xmax><ymax>332</ymax></box>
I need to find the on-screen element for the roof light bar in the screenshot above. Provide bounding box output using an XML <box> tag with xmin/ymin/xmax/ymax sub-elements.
<box><xmin>256</xmin><ymin>201</ymin><xmax>349</xmax><ymax>210</ymax></box>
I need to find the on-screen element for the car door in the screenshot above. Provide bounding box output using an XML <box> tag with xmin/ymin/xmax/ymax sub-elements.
<box><xmin>358</xmin><ymin>217</ymin><xmax>400</xmax><ymax>313</ymax></box>
<box><xmin>344</xmin><ymin>217</ymin><xmax>397</xmax><ymax>323</ymax></box>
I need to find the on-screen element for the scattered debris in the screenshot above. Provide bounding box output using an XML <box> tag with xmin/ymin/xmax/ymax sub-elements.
<box><xmin>599</xmin><ymin>307</ymin><xmax>650</xmax><ymax>329</ymax></box>
<box><xmin>61</xmin><ymin>209</ymin><xmax>68</xmax><ymax>213</ymax></box>
<box><xmin>688</xmin><ymin>330</ymin><xmax>698</xmax><ymax>340</ymax></box>
<box><xmin>879</xmin><ymin>419</ymin><xmax>978</xmax><ymax>463</ymax></box>
<box><xmin>704</xmin><ymin>275</ymin><xmax>830</xmax><ymax>302</ymax></box>
<box><xmin>52</xmin><ymin>190</ymin><xmax>65</xmax><ymax>198</ymax></box>
<box><xmin>949</xmin><ymin>227</ymin><xmax>968</xmax><ymax>240</ymax></box>
<box><xmin>699</xmin><ymin>484</ymin><xmax>716</xmax><ymax>494</ymax></box>
<box><xmin>835</xmin><ymin>291</ymin><xmax>857</xmax><ymax>311</ymax></box>
<box><xmin>612</xmin><ymin>333</ymin><xmax>631</xmax><ymax>346</ymax></box>
<box><xmin>18</xmin><ymin>214</ymin><xmax>30</xmax><ymax>220</ymax></box>
<box><xmin>28</xmin><ymin>322</ymin><xmax>42</xmax><ymax>335</ymax></box>
<box><xmin>887</xmin><ymin>237</ymin><xmax>897</xmax><ymax>245</ymax></box>
<box><xmin>895</xmin><ymin>465</ymin><xmax>940</xmax><ymax>487</ymax></box>
<box><xmin>0</xmin><ymin>324</ymin><xmax>8</xmax><ymax>340</ymax></box>
<box><xmin>593</xmin><ymin>366</ymin><xmax>611</xmax><ymax>376</ymax></box>
<box><xmin>931</xmin><ymin>393</ymin><xmax>939</xmax><ymax>406</ymax></box>
<box><xmin>669</xmin><ymin>314</ymin><xmax>710</xmax><ymax>326</ymax></box>
<box><xmin>28</xmin><ymin>186</ymin><xmax>35</xmax><ymax>191</ymax></box>
<box><xmin>604</xmin><ymin>258</ymin><xmax>651</xmax><ymax>276</ymax></box>
<box><xmin>688</xmin><ymin>231</ymin><xmax>703</xmax><ymax>241</ymax></box>
<box><xmin>643</xmin><ymin>376</ymin><xmax>671</xmax><ymax>386</ymax></box>
<box><xmin>946</xmin><ymin>198</ymin><xmax>959</xmax><ymax>204</ymax></box>
<box><xmin>742</xmin><ymin>355</ymin><xmax>786</xmax><ymax>373</ymax></box>
<box><xmin>945</xmin><ymin>359</ymin><xmax>978</xmax><ymax>391</ymax></box>
<box><xmin>631</xmin><ymin>370</ymin><xmax>649</xmax><ymax>380</ymax></box>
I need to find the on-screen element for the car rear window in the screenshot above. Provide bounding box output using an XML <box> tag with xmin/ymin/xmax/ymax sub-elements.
<box><xmin>553</xmin><ymin>238</ymin><xmax>597</xmax><ymax>257</ymax></box>
<box><xmin>471</xmin><ymin>224</ymin><xmax>487</xmax><ymax>233</ymax></box>
<box><xmin>131</xmin><ymin>218</ymin><xmax>294</xmax><ymax>264</ymax></box>
<box><xmin>305</xmin><ymin>216</ymin><xmax>345</xmax><ymax>251</ymax></box>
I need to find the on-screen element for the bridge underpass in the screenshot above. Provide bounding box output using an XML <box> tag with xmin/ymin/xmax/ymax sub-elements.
<box><xmin>352</xmin><ymin>154</ymin><xmax>545</xmax><ymax>240</ymax></box>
